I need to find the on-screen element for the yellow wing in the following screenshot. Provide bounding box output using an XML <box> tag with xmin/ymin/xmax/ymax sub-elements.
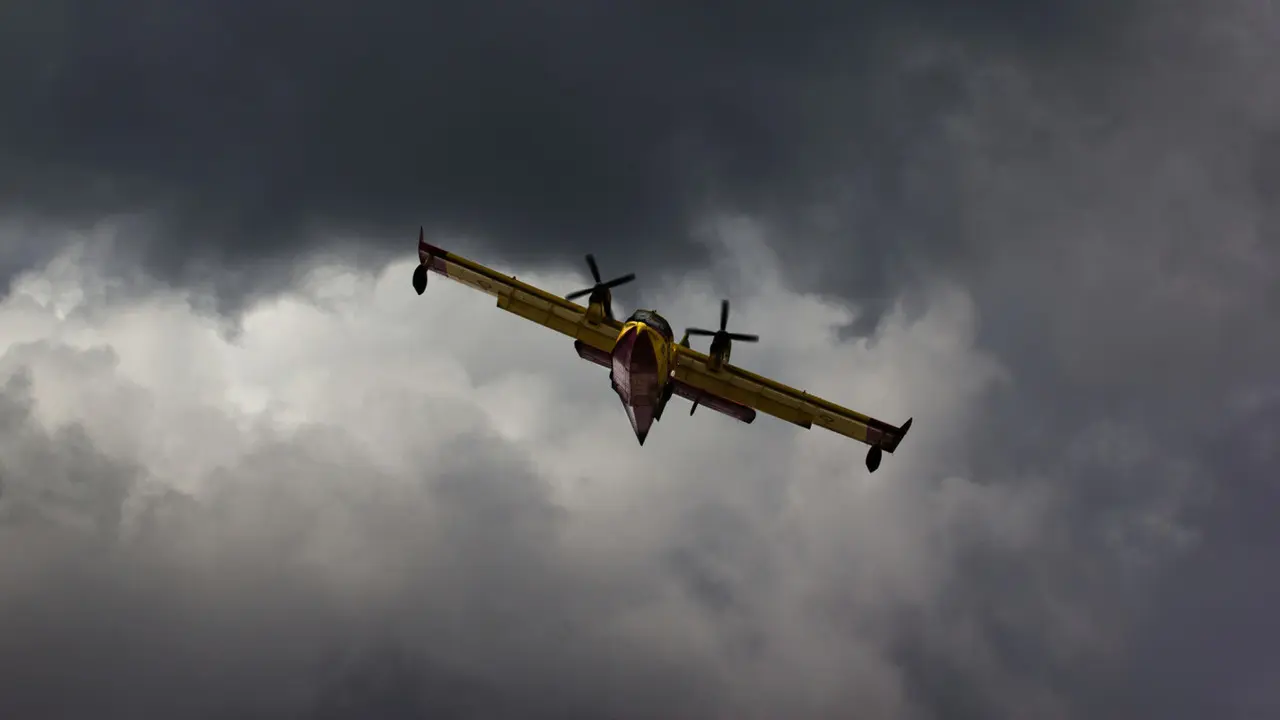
<box><xmin>414</xmin><ymin>229</ymin><xmax>623</xmax><ymax>354</ymax></box>
<box><xmin>672</xmin><ymin>344</ymin><xmax>912</xmax><ymax>468</ymax></box>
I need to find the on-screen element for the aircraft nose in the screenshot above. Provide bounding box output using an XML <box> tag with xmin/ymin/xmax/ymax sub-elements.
<box><xmin>624</xmin><ymin>403</ymin><xmax>655</xmax><ymax>446</ymax></box>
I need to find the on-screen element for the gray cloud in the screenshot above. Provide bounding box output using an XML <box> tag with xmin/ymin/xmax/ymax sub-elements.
<box><xmin>0</xmin><ymin>239</ymin><xmax>1209</xmax><ymax>718</ymax></box>
<box><xmin>3</xmin><ymin>0</ymin><xmax>1279</xmax><ymax>717</ymax></box>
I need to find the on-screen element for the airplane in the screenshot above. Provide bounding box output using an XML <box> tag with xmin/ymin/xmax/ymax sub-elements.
<box><xmin>411</xmin><ymin>228</ymin><xmax>913</xmax><ymax>472</ymax></box>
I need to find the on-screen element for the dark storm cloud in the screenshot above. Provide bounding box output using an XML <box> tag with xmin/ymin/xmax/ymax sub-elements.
<box><xmin>3</xmin><ymin>0</ymin><xmax>1129</xmax><ymax>304</ymax></box>
<box><xmin>894</xmin><ymin>2</ymin><xmax>1280</xmax><ymax>711</ymax></box>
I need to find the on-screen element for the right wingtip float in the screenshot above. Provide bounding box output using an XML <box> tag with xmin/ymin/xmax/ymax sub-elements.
<box><xmin>412</xmin><ymin>227</ymin><xmax>913</xmax><ymax>472</ymax></box>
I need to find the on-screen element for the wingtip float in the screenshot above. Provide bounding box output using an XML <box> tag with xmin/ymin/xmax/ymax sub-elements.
<box><xmin>410</xmin><ymin>229</ymin><xmax>913</xmax><ymax>472</ymax></box>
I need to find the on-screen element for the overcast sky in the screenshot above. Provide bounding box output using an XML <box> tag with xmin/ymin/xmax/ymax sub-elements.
<box><xmin>2</xmin><ymin>1</ymin><xmax>1278</xmax><ymax>718</ymax></box>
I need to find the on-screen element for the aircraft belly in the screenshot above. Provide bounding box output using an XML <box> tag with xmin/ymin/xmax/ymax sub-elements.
<box><xmin>611</xmin><ymin>327</ymin><xmax>662</xmax><ymax>443</ymax></box>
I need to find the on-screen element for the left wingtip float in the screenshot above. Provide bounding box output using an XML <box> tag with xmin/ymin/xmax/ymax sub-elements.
<box><xmin>412</xmin><ymin>265</ymin><xmax>428</xmax><ymax>295</ymax></box>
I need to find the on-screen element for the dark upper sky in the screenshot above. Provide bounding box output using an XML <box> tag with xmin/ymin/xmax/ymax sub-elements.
<box><xmin>2</xmin><ymin>0</ymin><xmax>1278</xmax><ymax>717</ymax></box>
<box><xmin>4</xmin><ymin>0</ymin><xmax>1132</xmax><ymax>300</ymax></box>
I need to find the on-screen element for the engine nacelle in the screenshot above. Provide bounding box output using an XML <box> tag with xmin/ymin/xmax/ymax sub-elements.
<box><xmin>412</xmin><ymin>263</ymin><xmax>429</xmax><ymax>295</ymax></box>
<box><xmin>706</xmin><ymin>343</ymin><xmax>730</xmax><ymax>372</ymax></box>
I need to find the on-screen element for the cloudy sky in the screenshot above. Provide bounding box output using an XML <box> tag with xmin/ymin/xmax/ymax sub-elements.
<box><xmin>2</xmin><ymin>1</ymin><xmax>1277</xmax><ymax>717</ymax></box>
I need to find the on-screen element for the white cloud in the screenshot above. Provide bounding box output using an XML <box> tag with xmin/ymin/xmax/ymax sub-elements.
<box><xmin>0</xmin><ymin>220</ymin><xmax>1194</xmax><ymax>718</ymax></box>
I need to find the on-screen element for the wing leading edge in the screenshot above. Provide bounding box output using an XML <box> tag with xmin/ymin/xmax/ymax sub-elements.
<box><xmin>415</xmin><ymin>229</ymin><xmax>622</xmax><ymax>353</ymax></box>
<box><xmin>672</xmin><ymin>345</ymin><xmax>912</xmax><ymax>470</ymax></box>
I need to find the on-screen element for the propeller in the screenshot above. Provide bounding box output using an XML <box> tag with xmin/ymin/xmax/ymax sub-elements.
<box><xmin>565</xmin><ymin>254</ymin><xmax>636</xmax><ymax>301</ymax></box>
<box><xmin>685</xmin><ymin>299</ymin><xmax>759</xmax><ymax>344</ymax></box>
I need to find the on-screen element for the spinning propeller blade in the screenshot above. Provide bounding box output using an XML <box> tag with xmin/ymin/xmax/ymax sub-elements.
<box><xmin>566</xmin><ymin>254</ymin><xmax>637</xmax><ymax>302</ymax></box>
<box><xmin>684</xmin><ymin>298</ymin><xmax>759</xmax><ymax>344</ymax></box>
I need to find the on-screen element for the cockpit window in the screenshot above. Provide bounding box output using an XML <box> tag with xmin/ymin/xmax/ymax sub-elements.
<box><xmin>626</xmin><ymin>309</ymin><xmax>673</xmax><ymax>341</ymax></box>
